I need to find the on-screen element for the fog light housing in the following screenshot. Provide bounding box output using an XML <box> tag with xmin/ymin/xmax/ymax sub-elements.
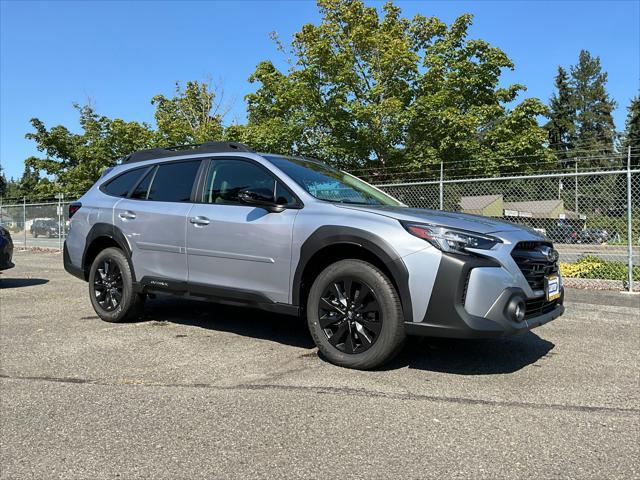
<box><xmin>507</xmin><ymin>297</ymin><xmax>526</xmax><ymax>323</ymax></box>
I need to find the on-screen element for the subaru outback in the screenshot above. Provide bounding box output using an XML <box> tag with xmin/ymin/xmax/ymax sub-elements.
<box><xmin>64</xmin><ymin>142</ymin><xmax>564</xmax><ymax>369</ymax></box>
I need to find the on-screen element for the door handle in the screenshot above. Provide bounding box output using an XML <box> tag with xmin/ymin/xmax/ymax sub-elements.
<box><xmin>189</xmin><ymin>216</ymin><xmax>211</xmax><ymax>226</ymax></box>
<box><xmin>119</xmin><ymin>211</ymin><xmax>136</xmax><ymax>220</ymax></box>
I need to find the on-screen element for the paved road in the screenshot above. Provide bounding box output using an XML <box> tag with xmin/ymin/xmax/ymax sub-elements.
<box><xmin>11</xmin><ymin>233</ymin><xmax>66</xmax><ymax>250</ymax></box>
<box><xmin>1</xmin><ymin>251</ymin><xmax>639</xmax><ymax>479</ymax></box>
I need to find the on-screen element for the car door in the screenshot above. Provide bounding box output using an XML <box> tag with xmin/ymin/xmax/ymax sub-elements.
<box><xmin>186</xmin><ymin>158</ymin><xmax>300</xmax><ymax>304</ymax></box>
<box><xmin>113</xmin><ymin>159</ymin><xmax>202</xmax><ymax>283</ymax></box>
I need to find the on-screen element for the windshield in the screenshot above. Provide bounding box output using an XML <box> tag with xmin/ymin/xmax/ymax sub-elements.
<box><xmin>265</xmin><ymin>155</ymin><xmax>404</xmax><ymax>206</ymax></box>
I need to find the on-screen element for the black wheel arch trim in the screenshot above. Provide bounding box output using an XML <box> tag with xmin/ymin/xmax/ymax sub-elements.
<box><xmin>291</xmin><ymin>225</ymin><xmax>413</xmax><ymax>324</ymax></box>
<box><xmin>80</xmin><ymin>223</ymin><xmax>135</xmax><ymax>281</ymax></box>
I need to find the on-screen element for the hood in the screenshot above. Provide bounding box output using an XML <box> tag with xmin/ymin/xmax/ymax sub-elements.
<box><xmin>336</xmin><ymin>205</ymin><xmax>538</xmax><ymax>235</ymax></box>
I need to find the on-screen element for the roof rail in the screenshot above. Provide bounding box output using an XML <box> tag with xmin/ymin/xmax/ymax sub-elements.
<box><xmin>121</xmin><ymin>141</ymin><xmax>253</xmax><ymax>164</ymax></box>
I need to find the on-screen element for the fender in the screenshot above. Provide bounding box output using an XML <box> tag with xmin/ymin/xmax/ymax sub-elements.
<box><xmin>82</xmin><ymin>223</ymin><xmax>136</xmax><ymax>281</ymax></box>
<box><xmin>292</xmin><ymin>226</ymin><xmax>413</xmax><ymax>324</ymax></box>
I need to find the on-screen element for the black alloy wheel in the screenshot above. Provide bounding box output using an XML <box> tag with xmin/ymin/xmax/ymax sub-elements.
<box><xmin>318</xmin><ymin>277</ymin><xmax>382</xmax><ymax>354</ymax></box>
<box><xmin>93</xmin><ymin>257</ymin><xmax>124</xmax><ymax>312</ymax></box>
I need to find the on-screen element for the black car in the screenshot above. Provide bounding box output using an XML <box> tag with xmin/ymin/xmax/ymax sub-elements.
<box><xmin>0</xmin><ymin>226</ymin><xmax>14</xmax><ymax>271</ymax></box>
<box><xmin>30</xmin><ymin>219</ymin><xmax>60</xmax><ymax>238</ymax></box>
<box><xmin>547</xmin><ymin>222</ymin><xmax>578</xmax><ymax>244</ymax></box>
<box><xmin>578</xmin><ymin>228</ymin><xmax>610</xmax><ymax>244</ymax></box>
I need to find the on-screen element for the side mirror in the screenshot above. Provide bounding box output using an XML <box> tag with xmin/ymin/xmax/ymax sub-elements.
<box><xmin>238</xmin><ymin>188</ymin><xmax>285</xmax><ymax>213</ymax></box>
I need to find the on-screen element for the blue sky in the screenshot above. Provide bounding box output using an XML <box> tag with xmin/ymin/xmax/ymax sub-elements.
<box><xmin>1</xmin><ymin>0</ymin><xmax>639</xmax><ymax>180</ymax></box>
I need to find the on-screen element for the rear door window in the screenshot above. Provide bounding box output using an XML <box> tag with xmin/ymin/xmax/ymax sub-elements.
<box><xmin>147</xmin><ymin>160</ymin><xmax>201</xmax><ymax>202</ymax></box>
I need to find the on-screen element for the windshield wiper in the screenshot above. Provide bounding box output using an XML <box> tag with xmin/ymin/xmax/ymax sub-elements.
<box><xmin>320</xmin><ymin>198</ymin><xmax>380</xmax><ymax>205</ymax></box>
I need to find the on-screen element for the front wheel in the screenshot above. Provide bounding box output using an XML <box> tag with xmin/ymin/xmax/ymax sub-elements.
<box><xmin>88</xmin><ymin>247</ymin><xmax>145</xmax><ymax>323</ymax></box>
<box><xmin>307</xmin><ymin>259</ymin><xmax>406</xmax><ymax>370</ymax></box>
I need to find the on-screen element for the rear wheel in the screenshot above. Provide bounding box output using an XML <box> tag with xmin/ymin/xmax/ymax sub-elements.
<box><xmin>88</xmin><ymin>247</ymin><xmax>145</xmax><ymax>323</ymax></box>
<box><xmin>307</xmin><ymin>259</ymin><xmax>405</xmax><ymax>370</ymax></box>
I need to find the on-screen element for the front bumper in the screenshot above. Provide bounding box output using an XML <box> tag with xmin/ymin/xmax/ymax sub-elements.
<box><xmin>404</xmin><ymin>252</ymin><xmax>564</xmax><ymax>338</ymax></box>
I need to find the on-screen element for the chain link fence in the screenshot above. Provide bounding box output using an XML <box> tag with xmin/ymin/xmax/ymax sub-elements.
<box><xmin>1</xmin><ymin>169</ymin><xmax>638</xmax><ymax>292</ymax></box>
<box><xmin>376</xmin><ymin>169</ymin><xmax>639</xmax><ymax>292</ymax></box>
<box><xmin>0</xmin><ymin>198</ymin><xmax>71</xmax><ymax>252</ymax></box>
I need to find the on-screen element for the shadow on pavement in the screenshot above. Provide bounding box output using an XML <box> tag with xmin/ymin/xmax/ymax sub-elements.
<box><xmin>143</xmin><ymin>295</ymin><xmax>315</xmax><ymax>349</ymax></box>
<box><xmin>142</xmin><ymin>295</ymin><xmax>554</xmax><ymax>373</ymax></box>
<box><xmin>384</xmin><ymin>333</ymin><xmax>555</xmax><ymax>374</ymax></box>
<box><xmin>0</xmin><ymin>277</ymin><xmax>49</xmax><ymax>289</ymax></box>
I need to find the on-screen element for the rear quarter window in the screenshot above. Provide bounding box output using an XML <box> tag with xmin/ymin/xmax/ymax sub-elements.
<box><xmin>102</xmin><ymin>168</ymin><xmax>147</xmax><ymax>197</ymax></box>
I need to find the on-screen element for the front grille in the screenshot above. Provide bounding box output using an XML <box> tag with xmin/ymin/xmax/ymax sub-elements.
<box><xmin>525</xmin><ymin>297</ymin><xmax>560</xmax><ymax>319</ymax></box>
<box><xmin>511</xmin><ymin>241</ymin><xmax>559</xmax><ymax>291</ymax></box>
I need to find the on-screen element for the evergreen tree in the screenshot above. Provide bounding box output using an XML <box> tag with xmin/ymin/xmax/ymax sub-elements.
<box><xmin>0</xmin><ymin>169</ymin><xmax>6</xmax><ymax>197</ymax></box>
<box><xmin>569</xmin><ymin>50</ymin><xmax>617</xmax><ymax>166</ymax></box>
<box><xmin>17</xmin><ymin>164</ymin><xmax>44</xmax><ymax>197</ymax></box>
<box><xmin>622</xmin><ymin>96</ymin><xmax>639</xmax><ymax>169</ymax></box>
<box><xmin>546</xmin><ymin>66</ymin><xmax>575</xmax><ymax>166</ymax></box>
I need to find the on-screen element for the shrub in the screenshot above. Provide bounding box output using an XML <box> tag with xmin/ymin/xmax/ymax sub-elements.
<box><xmin>560</xmin><ymin>255</ymin><xmax>640</xmax><ymax>281</ymax></box>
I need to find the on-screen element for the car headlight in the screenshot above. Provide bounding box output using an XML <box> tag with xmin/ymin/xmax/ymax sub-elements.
<box><xmin>401</xmin><ymin>221</ymin><xmax>501</xmax><ymax>254</ymax></box>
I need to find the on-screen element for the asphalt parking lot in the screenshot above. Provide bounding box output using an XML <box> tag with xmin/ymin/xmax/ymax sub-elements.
<box><xmin>1</xmin><ymin>251</ymin><xmax>639</xmax><ymax>479</ymax></box>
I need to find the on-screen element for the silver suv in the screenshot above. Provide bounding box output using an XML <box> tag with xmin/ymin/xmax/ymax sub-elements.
<box><xmin>64</xmin><ymin>142</ymin><xmax>564</xmax><ymax>369</ymax></box>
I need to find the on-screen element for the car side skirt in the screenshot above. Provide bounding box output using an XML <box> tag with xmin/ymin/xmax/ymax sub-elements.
<box><xmin>135</xmin><ymin>276</ymin><xmax>301</xmax><ymax>317</ymax></box>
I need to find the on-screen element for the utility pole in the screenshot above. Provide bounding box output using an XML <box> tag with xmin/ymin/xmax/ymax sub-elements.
<box><xmin>574</xmin><ymin>160</ymin><xmax>579</xmax><ymax>214</ymax></box>
<box><xmin>439</xmin><ymin>160</ymin><xmax>444</xmax><ymax>210</ymax></box>
<box><xmin>627</xmin><ymin>146</ymin><xmax>634</xmax><ymax>293</ymax></box>
<box><xmin>55</xmin><ymin>193</ymin><xmax>64</xmax><ymax>251</ymax></box>
<box><xmin>23</xmin><ymin>197</ymin><xmax>26</xmax><ymax>249</ymax></box>
<box><xmin>558</xmin><ymin>179</ymin><xmax>563</xmax><ymax>200</ymax></box>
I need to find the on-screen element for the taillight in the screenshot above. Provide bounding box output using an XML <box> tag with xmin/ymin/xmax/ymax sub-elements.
<box><xmin>68</xmin><ymin>202</ymin><xmax>82</xmax><ymax>218</ymax></box>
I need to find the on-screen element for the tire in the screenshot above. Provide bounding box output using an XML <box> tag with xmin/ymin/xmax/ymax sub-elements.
<box><xmin>88</xmin><ymin>247</ymin><xmax>145</xmax><ymax>323</ymax></box>
<box><xmin>33</xmin><ymin>233</ymin><xmax>37</xmax><ymax>238</ymax></box>
<box><xmin>307</xmin><ymin>259</ymin><xmax>406</xmax><ymax>370</ymax></box>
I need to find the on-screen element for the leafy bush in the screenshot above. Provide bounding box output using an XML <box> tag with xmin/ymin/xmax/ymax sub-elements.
<box><xmin>561</xmin><ymin>255</ymin><xmax>640</xmax><ymax>281</ymax></box>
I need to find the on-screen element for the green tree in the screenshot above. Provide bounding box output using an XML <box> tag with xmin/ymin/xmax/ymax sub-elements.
<box><xmin>0</xmin><ymin>168</ymin><xmax>6</xmax><ymax>197</ymax></box>
<box><xmin>17</xmin><ymin>164</ymin><xmax>48</xmax><ymax>198</ymax></box>
<box><xmin>0</xmin><ymin>170</ymin><xmax>22</xmax><ymax>199</ymax></box>
<box><xmin>152</xmin><ymin>80</ymin><xmax>226</xmax><ymax>145</ymax></box>
<box><xmin>24</xmin><ymin>104</ymin><xmax>156</xmax><ymax>196</ymax></box>
<box><xmin>622</xmin><ymin>96</ymin><xmax>639</xmax><ymax>169</ymax></box>
<box><xmin>569</xmin><ymin>50</ymin><xmax>617</xmax><ymax>165</ymax></box>
<box><xmin>243</xmin><ymin>0</ymin><xmax>552</xmax><ymax>178</ymax></box>
<box><xmin>546</xmin><ymin>66</ymin><xmax>576</xmax><ymax>165</ymax></box>
<box><xmin>23</xmin><ymin>80</ymin><xmax>226</xmax><ymax>197</ymax></box>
